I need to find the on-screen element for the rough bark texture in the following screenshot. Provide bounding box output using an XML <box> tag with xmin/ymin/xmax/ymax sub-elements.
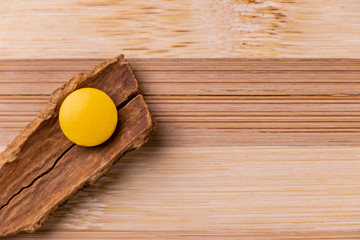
<box><xmin>0</xmin><ymin>56</ymin><xmax>156</xmax><ymax>237</ymax></box>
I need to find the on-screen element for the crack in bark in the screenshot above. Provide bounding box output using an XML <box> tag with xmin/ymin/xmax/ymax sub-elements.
<box><xmin>116</xmin><ymin>92</ymin><xmax>140</xmax><ymax>110</ymax></box>
<box><xmin>0</xmin><ymin>144</ymin><xmax>74</xmax><ymax>211</ymax></box>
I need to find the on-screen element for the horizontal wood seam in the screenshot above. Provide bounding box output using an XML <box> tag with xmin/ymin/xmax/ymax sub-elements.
<box><xmin>4</xmin><ymin>94</ymin><xmax>360</xmax><ymax>97</ymax></box>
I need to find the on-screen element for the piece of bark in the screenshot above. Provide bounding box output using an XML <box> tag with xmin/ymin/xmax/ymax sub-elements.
<box><xmin>0</xmin><ymin>56</ymin><xmax>156</xmax><ymax>237</ymax></box>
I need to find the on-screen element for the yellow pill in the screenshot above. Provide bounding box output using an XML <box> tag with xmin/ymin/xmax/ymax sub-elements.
<box><xmin>59</xmin><ymin>88</ymin><xmax>118</xmax><ymax>147</ymax></box>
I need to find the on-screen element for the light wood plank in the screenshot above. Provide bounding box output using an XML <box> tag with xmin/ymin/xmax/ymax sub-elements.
<box><xmin>1</xmin><ymin>0</ymin><xmax>360</xmax><ymax>58</ymax></box>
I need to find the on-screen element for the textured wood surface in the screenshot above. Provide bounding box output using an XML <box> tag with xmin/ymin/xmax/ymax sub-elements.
<box><xmin>1</xmin><ymin>59</ymin><xmax>360</xmax><ymax>239</ymax></box>
<box><xmin>1</xmin><ymin>0</ymin><xmax>360</xmax><ymax>59</ymax></box>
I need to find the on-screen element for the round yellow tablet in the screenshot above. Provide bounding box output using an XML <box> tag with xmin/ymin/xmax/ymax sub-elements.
<box><xmin>59</xmin><ymin>88</ymin><xmax>118</xmax><ymax>147</ymax></box>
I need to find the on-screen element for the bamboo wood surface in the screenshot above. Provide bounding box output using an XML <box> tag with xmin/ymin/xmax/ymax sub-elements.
<box><xmin>1</xmin><ymin>59</ymin><xmax>360</xmax><ymax>239</ymax></box>
<box><xmin>2</xmin><ymin>0</ymin><xmax>360</xmax><ymax>238</ymax></box>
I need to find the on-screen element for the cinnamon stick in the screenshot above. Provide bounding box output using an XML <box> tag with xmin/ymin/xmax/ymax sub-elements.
<box><xmin>0</xmin><ymin>55</ymin><xmax>156</xmax><ymax>237</ymax></box>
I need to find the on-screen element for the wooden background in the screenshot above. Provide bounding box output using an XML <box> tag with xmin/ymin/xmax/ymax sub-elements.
<box><xmin>1</xmin><ymin>0</ymin><xmax>360</xmax><ymax>239</ymax></box>
<box><xmin>1</xmin><ymin>0</ymin><xmax>360</xmax><ymax>58</ymax></box>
